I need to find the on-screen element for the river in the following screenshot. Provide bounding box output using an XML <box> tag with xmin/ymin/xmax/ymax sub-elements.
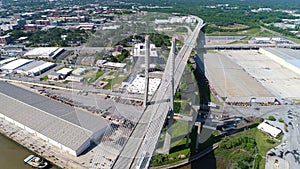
<box><xmin>0</xmin><ymin>134</ymin><xmax>57</xmax><ymax>169</ymax></box>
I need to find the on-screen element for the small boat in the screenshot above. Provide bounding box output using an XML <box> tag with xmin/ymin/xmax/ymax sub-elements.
<box><xmin>24</xmin><ymin>155</ymin><xmax>48</xmax><ymax>168</ymax></box>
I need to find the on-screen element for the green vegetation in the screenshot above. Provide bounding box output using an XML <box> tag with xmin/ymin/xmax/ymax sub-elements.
<box><xmin>106</xmin><ymin>49</ymin><xmax>130</xmax><ymax>63</ymax></box>
<box><xmin>9</xmin><ymin>28</ymin><xmax>89</xmax><ymax>47</ymax></box>
<box><xmin>103</xmin><ymin>73</ymin><xmax>128</xmax><ymax>90</ymax></box>
<box><xmin>267</xmin><ymin>116</ymin><xmax>276</xmax><ymax>121</ymax></box>
<box><xmin>278</xmin><ymin>118</ymin><xmax>284</xmax><ymax>123</ymax></box>
<box><xmin>116</xmin><ymin>32</ymin><xmax>171</xmax><ymax>47</ymax></box>
<box><xmin>214</xmin><ymin>128</ymin><xmax>280</xmax><ymax>169</ymax></box>
<box><xmin>87</xmin><ymin>70</ymin><xmax>105</xmax><ymax>84</ymax></box>
<box><xmin>39</xmin><ymin>75</ymin><xmax>48</xmax><ymax>81</ymax></box>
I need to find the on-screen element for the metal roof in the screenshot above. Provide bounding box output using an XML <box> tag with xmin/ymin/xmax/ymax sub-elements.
<box><xmin>0</xmin><ymin>93</ymin><xmax>92</xmax><ymax>151</ymax></box>
<box><xmin>16</xmin><ymin>60</ymin><xmax>45</xmax><ymax>72</ymax></box>
<box><xmin>0</xmin><ymin>59</ymin><xmax>33</xmax><ymax>70</ymax></box>
<box><xmin>261</xmin><ymin>48</ymin><xmax>300</xmax><ymax>68</ymax></box>
<box><xmin>0</xmin><ymin>81</ymin><xmax>108</xmax><ymax>133</ymax></box>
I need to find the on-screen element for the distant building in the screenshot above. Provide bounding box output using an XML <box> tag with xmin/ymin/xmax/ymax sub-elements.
<box><xmin>65</xmin><ymin>76</ymin><xmax>84</xmax><ymax>83</ymax></box>
<box><xmin>72</xmin><ymin>68</ymin><xmax>86</xmax><ymax>76</ymax></box>
<box><xmin>112</xmin><ymin>45</ymin><xmax>123</xmax><ymax>57</ymax></box>
<box><xmin>96</xmin><ymin>60</ymin><xmax>126</xmax><ymax>70</ymax></box>
<box><xmin>257</xmin><ymin>121</ymin><xmax>281</xmax><ymax>138</ymax></box>
<box><xmin>0</xmin><ymin>35</ymin><xmax>11</xmax><ymax>46</ymax></box>
<box><xmin>102</xmin><ymin>25</ymin><xmax>120</xmax><ymax>30</ymax></box>
<box><xmin>133</xmin><ymin>43</ymin><xmax>158</xmax><ymax>57</ymax></box>
<box><xmin>123</xmin><ymin>75</ymin><xmax>161</xmax><ymax>95</ymax></box>
<box><xmin>56</xmin><ymin>68</ymin><xmax>73</xmax><ymax>78</ymax></box>
<box><xmin>15</xmin><ymin>61</ymin><xmax>55</xmax><ymax>76</ymax></box>
<box><xmin>24</xmin><ymin>24</ymin><xmax>37</xmax><ymax>31</ymax></box>
<box><xmin>24</xmin><ymin>47</ymin><xmax>64</xmax><ymax>60</ymax></box>
<box><xmin>0</xmin><ymin>59</ymin><xmax>33</xmax><ymax>73</ymax></box>
<box><xmin>35</xmin><ymin>19</ymin><xmax>50</xmax><ymax>26</ymax></box>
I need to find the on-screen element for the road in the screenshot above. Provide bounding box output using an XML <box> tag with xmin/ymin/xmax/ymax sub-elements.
<box><xmin>264</xmin><ymin>106</ymin><xmax>300</xmax><ymax>169</ymax></box>
<box><xmin>110</xmin><ymin>16</ymin><xmax>206</xmax><ymax>169</ymax></box>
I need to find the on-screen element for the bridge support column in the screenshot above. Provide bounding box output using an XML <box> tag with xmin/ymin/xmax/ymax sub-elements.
<box><xmin>143</xmin><ymin>35</ymin><xmax>150</xmax><ymax>107</ymax></box>
<box><xmin>162</xmin><ymin>37</ymin><xmax>176</xmax><ymax>154</ymax></box>
<box><xmin>186</xmin><ymin>121</ymin><xmax>190</xmax><ymax>148</ymax></box>
<box><xmin>195</xmin><ymin>122</ymin><xmax>201</xmax><ymax>152</ymax></box>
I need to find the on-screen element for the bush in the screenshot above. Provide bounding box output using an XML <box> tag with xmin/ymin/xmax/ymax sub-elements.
<box><xmin>278</xmin><ymin>118</ymin><xmax>284</xmax><ymax>123</ymax></box>
<box><xmin>266</xmin><ymin>138</ymin><xmax>276</xmax><ymax>144</ymax></box>
<box><xmin>267</xmin><ymin>116</ymin><xmax>276</xmax><ymax>121</ymax></box>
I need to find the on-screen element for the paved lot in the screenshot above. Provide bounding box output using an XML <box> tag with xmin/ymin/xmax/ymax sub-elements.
<box><xmin>203</xmin><ymin>52</ymin><xmax>273</xmax><ymax>98</ymax></box>
<box><xmin>225</xmin><ymin>50</ymin><xmax>300</xmax><ymax>100</ymax></box>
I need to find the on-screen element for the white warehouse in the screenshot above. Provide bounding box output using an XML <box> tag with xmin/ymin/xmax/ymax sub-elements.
<box><xmin>0</xmin><ymin>59</ymin><xmax>33</xmax><ymax>73</ymax></box>
<box><xmin>24</xmin><ymin>47</ymin><xmax>64</xmax><ymax>60</ymax></box>
<box><xmin>0</xmin><ymin>82</ymin><xmax>108</xmax><ymax>156</ymax></box>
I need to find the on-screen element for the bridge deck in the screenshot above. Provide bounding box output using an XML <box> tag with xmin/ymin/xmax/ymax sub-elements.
<box><xmin>112</xmin><ymin>18</ymin><xmax>205</xmax><ymax>169</ymax></box>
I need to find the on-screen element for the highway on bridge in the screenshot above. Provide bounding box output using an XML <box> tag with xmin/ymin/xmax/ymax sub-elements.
<box><xmin>111</xmin><ymin>16</ymin><xmax>206</xmax><ymax>169</ymax></box>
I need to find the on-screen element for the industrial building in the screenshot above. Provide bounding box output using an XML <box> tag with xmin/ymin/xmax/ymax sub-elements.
<box><xmin>48</xmin><ymin>68</ymin><xmax>73</xmax><ymax>80</ymax></box>
<box><xmin>27</xmin><ymin>62</ymin><xmax>56</xmax><ymax>76</ymax></box>
<box><xmin>124</xmin><ymin>75</ymin><xmax>161</xmax><ymax>95</ymax></box>
<box><xmin>0</xmin><ymin>57</ymin><xmax>17</xmax><ymax>65</ymax></box>
<box><xmin>257</xmin><ymin>121</ymin><xmax>282</xmax><ymax>138</ymax></box>
<box><xmin>133</xmin><ymin>43</ymin><xmax>158</xmax><ymax>57</ymax></box>
<box><xmin>15</xmin><ymin>60</ymin><xmax>56</xmax><ymax>76</ymax></box>
<box><xmin>259</xmin><ymin>48</ymin><xmax>300</xmax><ymax>76</ymax></box>
<box><xmin>65</xmin><ymin>76</ymin><xmax>84</xmax><ymax>82</ymax></box>
<box><xmin>72</xmin><ymin>68</ymin><xmax>87</xmax><ymax>76</ymax></box>
<box><xmin>96</xmin><ymin>60</ymin><xmax>126</xmax><ymax>70</ymax></box>
<box><xmin>23</xmin><ymin>47</ymin><xmax>64</xmax><ymax>60</ymax></box>
<box><xmin>0</xmin><ymin>59</ymin><xmax>33</xmax><ymax>73</ymax></box>
<box><xmin>0</xmin><ymin>81</ymin><xmax>108</xmax><ymax>156</ymax></box>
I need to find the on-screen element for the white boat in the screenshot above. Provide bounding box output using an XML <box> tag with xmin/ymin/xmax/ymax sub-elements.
<box><xmin>24</xmin><ymin>155</ymin><xmax>48</xmax><ymax>168</ymax></box>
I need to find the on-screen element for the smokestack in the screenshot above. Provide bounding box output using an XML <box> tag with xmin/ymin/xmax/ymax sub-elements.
<box><xmin>144</xmin><ymin>35</ymin><xmax>150</xmax><ymax>107</ymax></box>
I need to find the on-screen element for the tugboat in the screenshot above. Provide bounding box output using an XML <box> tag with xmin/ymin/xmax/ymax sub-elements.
<box><xmin>24</xmin><ymin>155</ymin><xmax>48</xmax><ymax>168</ymax></box>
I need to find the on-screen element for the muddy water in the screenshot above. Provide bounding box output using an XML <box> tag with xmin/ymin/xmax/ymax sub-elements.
<box><xmin>0</xmin><ymin>134</ymin><xmax>57</xmax><ymax>169</ymax></box>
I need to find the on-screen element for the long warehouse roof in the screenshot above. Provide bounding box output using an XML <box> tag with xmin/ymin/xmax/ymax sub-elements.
<box><xmin>261</xmin><ymin>48</ymin><xmax>300</xmax><ymax>68</ymax></box>
<box><xmin>0</xmin><ymin>59</ymin><xmax>33</xmax><ymax>70</ymax></box>
<box><xmin>0</xmin><ymin>81</ymin><xmax>109</xmax><ymax>151</ymax></box>
<box><xmin>0</xmin><ymin>94</ymin><xmax>92</xmax><ymax>150</ymax></box>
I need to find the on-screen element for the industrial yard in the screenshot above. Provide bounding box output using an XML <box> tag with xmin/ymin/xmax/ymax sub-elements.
<box><xmin>202</xmin><ymin>48</ymin><xmax>300</xmax><ymax>104</ymax></box>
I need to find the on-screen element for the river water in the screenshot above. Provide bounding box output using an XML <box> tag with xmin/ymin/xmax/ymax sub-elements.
<box><xmin>0</xmin><ymin>134</ymin><xmax>57</xmax><ymax>169</ymax></box>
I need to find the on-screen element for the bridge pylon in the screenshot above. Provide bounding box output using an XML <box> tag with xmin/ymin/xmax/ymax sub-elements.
<box><xmin>162</xmin><ymin>37</ymin><xmax>176</xmax><ymax>154</ymax></box>
<box><xmin>143</xmin><ymin>35</ymin><xmax>150</xmax><ymax>107</ymax></box>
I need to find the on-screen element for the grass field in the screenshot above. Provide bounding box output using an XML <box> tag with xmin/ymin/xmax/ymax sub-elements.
<box><xmin>214</xmin><ymin>127</ymin><xmax>280</xmax><ymax>169</ymax></box>
<box><xmin>86</xmin><ymin>70</ymin><xmax>105</xmax><ymax>84</ymax></box>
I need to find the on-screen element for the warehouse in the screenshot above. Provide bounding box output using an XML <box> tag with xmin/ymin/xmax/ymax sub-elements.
<box><xmin>24</xmin><ymin>47</ymin><xmax>64</xmax><ymax>60</ymax></box>
<box><xmin>14</xmin><ymin>60</ymin><xmax>55</xmax><ymax>76</ymax></box>
<box><xmin>56</xmin><ymin>67</ymin><xmax>73</xmax><ymax>78</ymax></box>
<box><xmin>72</xmin><ymin>67</ymin><xmax>87</xmax><ymax>76</ymax></box>
<box><xmin>259</xmin><ymin>48</ymin><xmax>300</xmax><ymax>76</ymax></box>
<box><xmin>0</xmin><ymin>81</ymin><xmax>108</xmax><ymax>156</ymax></box>
<box><xmin>27</xmin><ymin>62</ymin><xmax>56</xmax><ymax>76</ymax></box>
<box><xmin>0</xmin><ymin>59</ymin><xmax>33</xmax><ymax>73</ymax></box>
<box><xmin>125</xmin><ymin>75</ymin><xmax>161</xmax><ymax>95</ymax></box>
<box><xmin>257</xmin><ymin>121</ymin><xmax>282</xmax><ymax>138</ymax></box>
<box><xmin>65</xmin><ymin>76</ymin><xmax>84</xmax><ymax>82</ymax></box>
<box><xmin>0</xmin><ymin>57</ymin><xmax>17</xmax><ymax>65</ymax></box>
<box><xmin>133</xmin><ymin>43</ymin><xmax>158</xmax><ymax>57</ymax></box>
<box><xmin>15</xmin><ymin>60</ymin><xmax>45</xmax><ymax>74</ymax></box>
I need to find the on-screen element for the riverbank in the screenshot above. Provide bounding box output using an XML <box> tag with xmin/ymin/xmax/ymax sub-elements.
<box><xmin>0</xmin><ymin>133</ymin><xmax>33</xmax><ymax>169</ymax></box>
<box><xmin>0</xmin><ymin>117</ymin><xmax>94</xmax><ymax>169</ymax></box>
